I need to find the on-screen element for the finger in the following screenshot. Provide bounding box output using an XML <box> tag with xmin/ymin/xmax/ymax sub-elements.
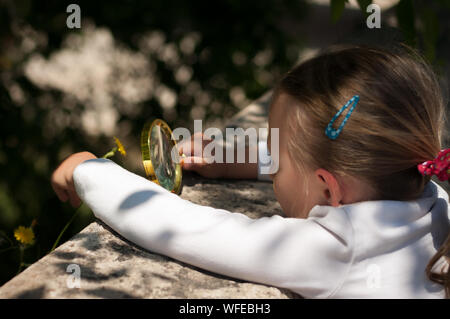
<box><xmin>68</xmin><ymin>189</ymin><xmax>81</xmax><ymax>208</ymax></box>
<box><xmin>52</xmin><ymin>183</ymin><xmax>69</xmax><ymax>202</ymax></box>
<box><xmin>59</xmin><ymin>190</ymin><xmax>69</xmax><ymax>203</ymax></box>
<box><xmin>177</xmin><ymin>135</ymin><xmax>196</xmax><ymax>155</ymax></box>
<box><xmin>177</xmin><ymin>133</ymin><xmax>213</xmax><ymax>156</ymax></box>
<box><xmin>181</xmin><ymin>156</ymin><xmax>208</xmax><ymax>170</ymax></box>
<box><xmin>177</xmin><ymin>140</ymin><xmax>191</xmax><ymax>156</ymax></box>
<box><xmin>181</xmin><ymin>156</ymin><xmax>207</xmax><ymax>165</ymax></box>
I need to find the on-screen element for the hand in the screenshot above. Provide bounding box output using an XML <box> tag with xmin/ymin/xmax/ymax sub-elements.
<box><xmin>177</xmin><ymin>132</ymin><xmax>228</xmax><ymax>179</ymax></box>
<box><xmin>51</xmin><ymin>151</ymin><xmax>98</xmax><ymax>207</ymax></box>
<box><xmin>176</xmin><ymin>132</ymin><xmax>258</xmax><ymax>179</ymax></box>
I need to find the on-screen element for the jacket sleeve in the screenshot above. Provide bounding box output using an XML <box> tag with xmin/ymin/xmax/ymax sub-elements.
<box><xmin>73</xmin><ymin>158</ymin><xmax>353</xmax><ymax>298</ymax></box>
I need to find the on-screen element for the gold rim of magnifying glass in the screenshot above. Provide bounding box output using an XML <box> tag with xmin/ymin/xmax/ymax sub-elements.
<box><xmin>141</xmin><ymin>119</ymin><xmax>182</xmax><ymax>194</ymax></box>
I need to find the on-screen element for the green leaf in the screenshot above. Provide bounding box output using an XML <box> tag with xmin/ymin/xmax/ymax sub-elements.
<box><xmin>395</xmin><ymin>0</ymin><xmax>417</xmax><ymax>47</ymax></box>
<box><xmin>330</xmin><ymin>0</ymin><xmax>348</xmax><ymax>23</ymax></box>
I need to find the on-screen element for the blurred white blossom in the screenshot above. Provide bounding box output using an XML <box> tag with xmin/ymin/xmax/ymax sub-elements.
<box><xmin>24</xmin><ymin>25</ymin><xmax>155</xmax><ymax>136</ymax></box>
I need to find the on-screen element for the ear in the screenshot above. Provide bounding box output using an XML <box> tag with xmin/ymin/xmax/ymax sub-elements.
<box><xmin>314</xmin><ymin>168</ymin><xmax>343</xmax><ymax>207</ymax></box>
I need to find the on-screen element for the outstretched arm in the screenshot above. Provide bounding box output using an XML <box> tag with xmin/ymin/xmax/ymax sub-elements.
<box><xmin>71</xmin><ymin>157</ymin><xmax>353</xmax><ymax>298</ymax></box>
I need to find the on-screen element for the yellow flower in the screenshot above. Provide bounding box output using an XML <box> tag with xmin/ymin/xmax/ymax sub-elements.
<box><xmin>14</xmin><ymin>226</ymin><xmax>35</xmax><ymax>245</ymax></box>
<box><xmin>114</xmin><ymin>137</ymin><xmax>127</xmax><ymax>156</ymax></box>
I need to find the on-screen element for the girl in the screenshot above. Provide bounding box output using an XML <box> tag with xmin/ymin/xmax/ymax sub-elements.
<box><xmin>51</xmin><ymin>45</ymin><xmax>450</xmax><ymax>298</ymax></box>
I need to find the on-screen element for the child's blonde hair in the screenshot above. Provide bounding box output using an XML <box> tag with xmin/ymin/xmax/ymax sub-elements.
<box><xmin>273</xmin><ymin>44</ymin><xmax>449</xmax><ymax>296</ymax></box>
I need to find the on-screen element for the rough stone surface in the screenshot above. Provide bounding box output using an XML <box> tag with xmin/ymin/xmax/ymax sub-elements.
<box><xmin>0</xmin><ymin>171</ymin><xmax>300</xmax><ymax>299</ymax></box>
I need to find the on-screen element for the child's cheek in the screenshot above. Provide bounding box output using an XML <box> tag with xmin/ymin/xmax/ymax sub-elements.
<box><xmin>272</xmin><ymin>178</ymin><xmax>281</xmax><ymax>202</ymax></box>
<box><xmin>272</xmin><ymin>179</ymin><xmax>288</xmax><ymax>214</ymax></box>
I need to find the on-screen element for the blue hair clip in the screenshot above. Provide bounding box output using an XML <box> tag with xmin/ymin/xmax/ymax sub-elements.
<box><xmin>325</xmin><ymin>95</ymin><xmax>360</xmax><ymax>140</ymax></box>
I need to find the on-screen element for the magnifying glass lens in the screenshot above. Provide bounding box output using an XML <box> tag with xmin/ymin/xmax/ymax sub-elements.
<box><xmin>150</xmin><ymin>125</ymin><xmax>176</xmax><ymax>190</ymax></box>
<box><xmin>141</xmin><ymin>119</ymin><xmax>182</xmax><ymax>194</ymax></box>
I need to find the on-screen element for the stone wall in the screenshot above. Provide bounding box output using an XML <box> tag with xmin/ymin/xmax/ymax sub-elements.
<box><xmin>0</xmin><ymin>169</ymin><xmax>301</xmax><ymax>299</ymax></box>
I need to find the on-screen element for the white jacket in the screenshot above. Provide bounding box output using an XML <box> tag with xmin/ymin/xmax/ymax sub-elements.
<box><xmin>73</xmin><ymin>156</ymin><xmax>449</xmax><ymax>298</ymax></box>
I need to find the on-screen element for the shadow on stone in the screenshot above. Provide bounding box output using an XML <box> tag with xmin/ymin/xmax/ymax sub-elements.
<box><xmin>79</xmin><ymin>266</ymin><xmax>128</xmax><ymax>283</ymax></box>
<box><xmin>52</xmin><ymin>262</ymin><xmax>128</xmax><ymax>283</ymax></box>
<box><xmin>278</xmin><ymin>288</ymin><xmax>303</xmax><ymax>299</ymax></box>
<box><xmin>183</xmin><ymin>263</ymin><xmax>249</xmax><ymax>285</ymax></box>
<box><xmin>71</xmin><ymin>231</ymin><xmax>102</xmax><ymax>252</ymax></box>
<box><xmin>84</xmin><ymin>287</ymin><xmax>139</xmax><ymax>298</ymax></box>
<box><xmin>188</xmin><ymin>179</ymin><xmax>280</xmax><ymax>218</ymax></box>
<box><xmin>13</xmin><ymin>285</ymin><xmax>46</xmax><ymax>299</ymax></box>
<box><xmin>53</xmin><ymin>251</ymin><xmax>86</xmax><ymax>260</ymax></box>
<box><xmin>181</xmin><ymin>170</ymin><xmax>207</xmax><ymax>187</ymax></box>
<box><xmin>96</xmin><ymin>220</ymin><xmax>173</xmax><ymax>263</ymax></box>
<box><xmin>98</xmin><ymin>220</ymin><xmax>254</xmax><ymax>286</ymax></box>
<box><xmin>109</xmin><ymin>241</ymin><xmax>166</xmax><ymax>263</ymax></box>
<box><xmin>147</xmin><ymin>271</ymin><xmax>175</xmax><ymax>282</ymax></box>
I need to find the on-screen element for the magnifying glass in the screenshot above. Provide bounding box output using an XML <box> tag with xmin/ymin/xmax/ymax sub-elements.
<box><xmin>141</xmin><ymin>119</ymin><xmax>182</xmax><ymax>194</ymax></box>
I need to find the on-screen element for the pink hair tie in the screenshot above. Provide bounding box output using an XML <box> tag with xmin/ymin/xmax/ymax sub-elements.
<box><xmin>417</xmin><ymin>148</ymin><xmax>450</xmax><ymax>182</ymax></box>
